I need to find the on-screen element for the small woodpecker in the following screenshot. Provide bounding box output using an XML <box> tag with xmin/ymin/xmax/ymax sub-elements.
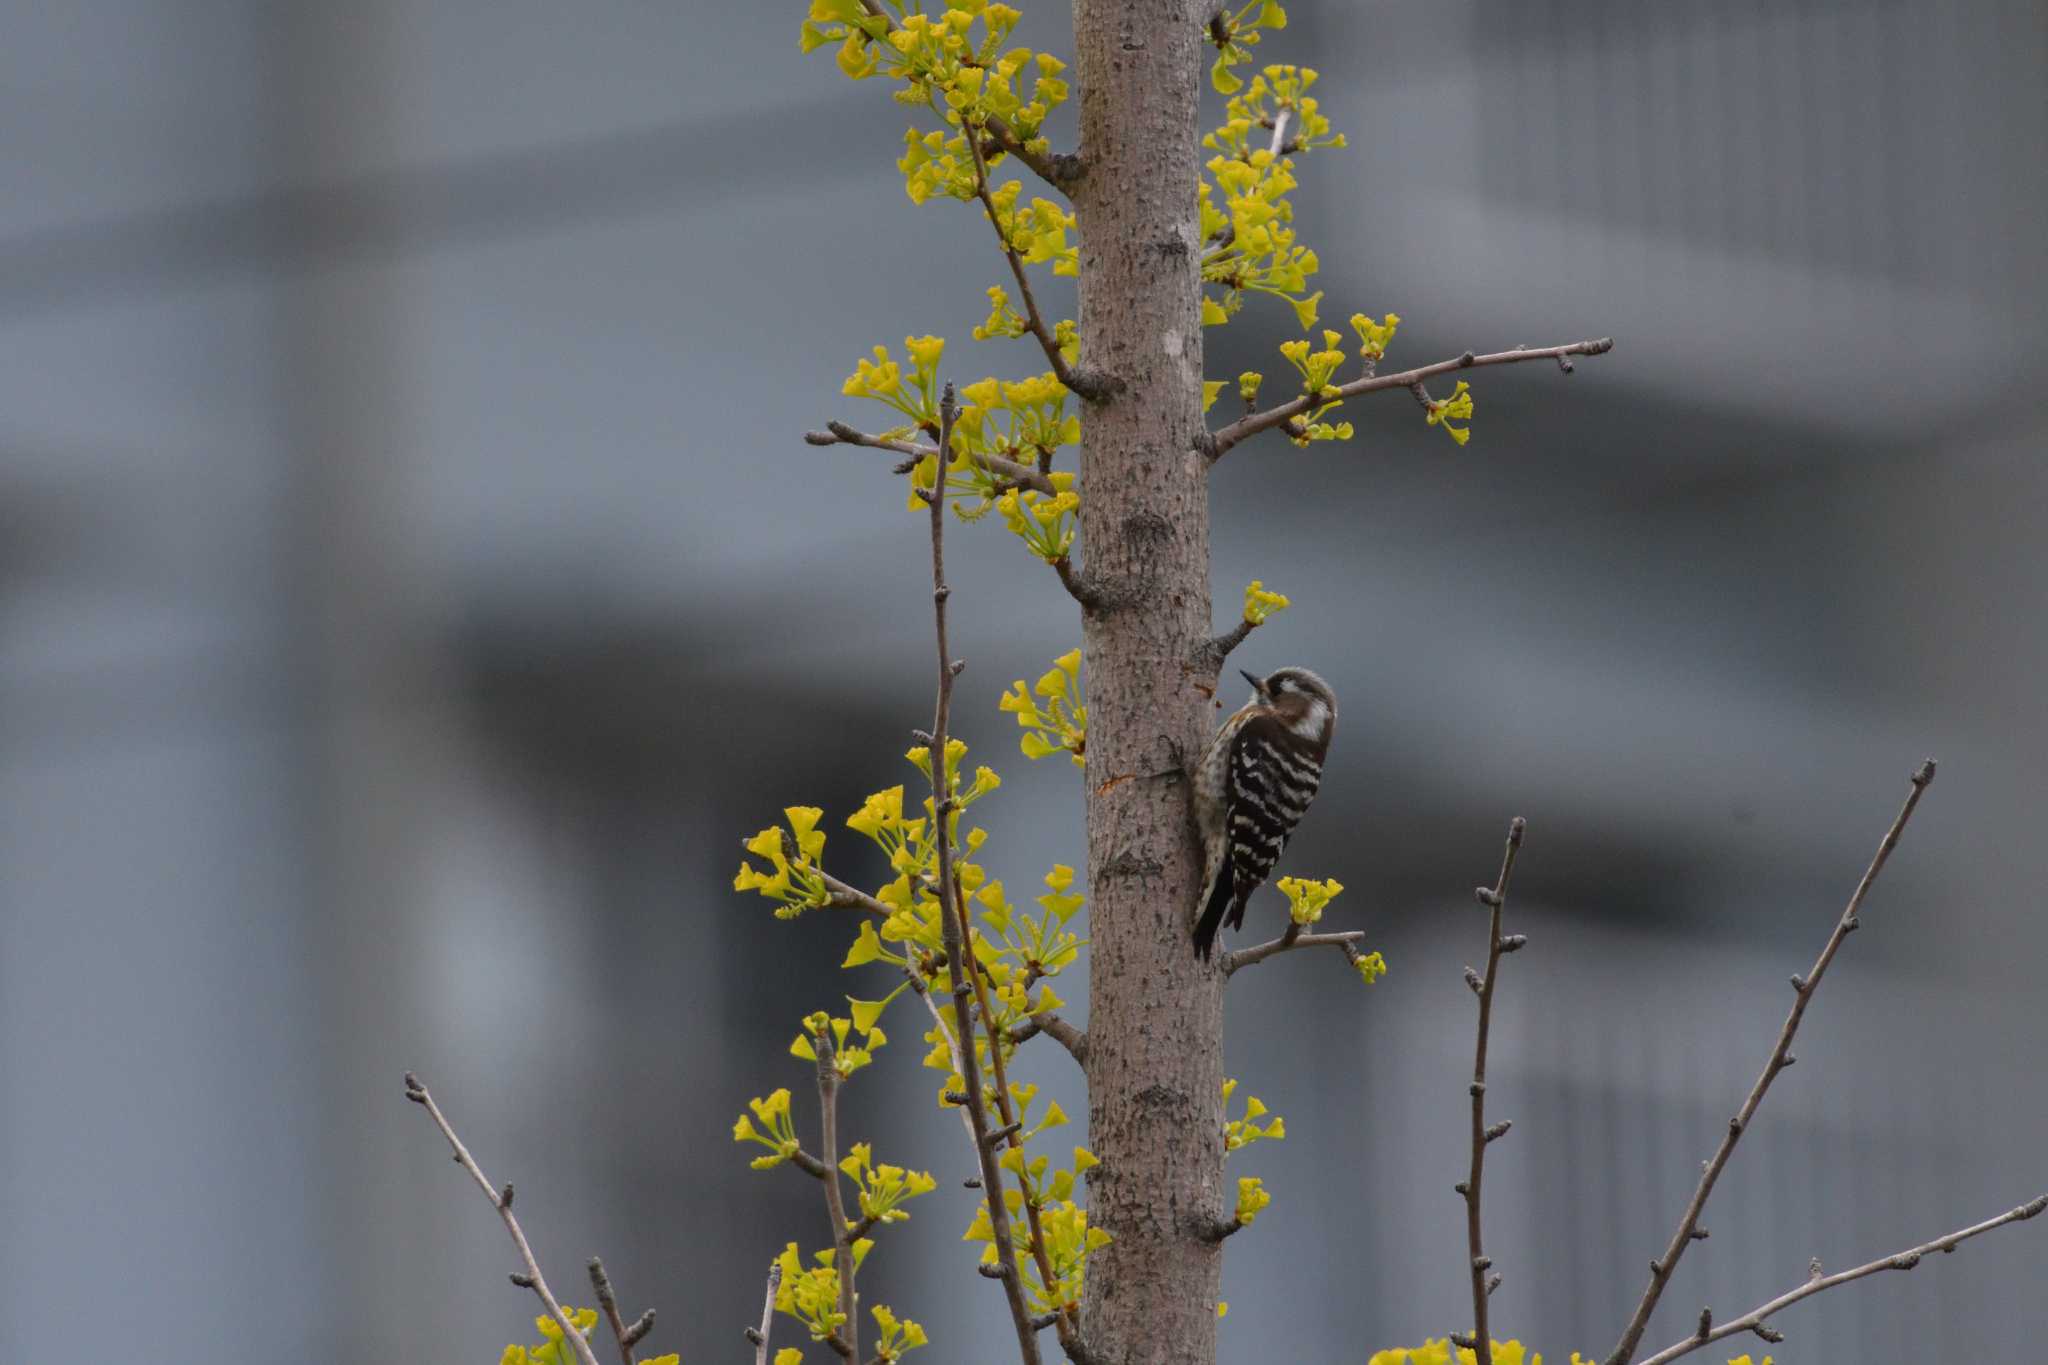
<box><xmin>1192</xmin><ymin>666</ymin><xmax>1338</xmax><ymax>959</ymax></box>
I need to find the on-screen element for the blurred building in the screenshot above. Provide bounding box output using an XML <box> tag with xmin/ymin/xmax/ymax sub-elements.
<box><xmin>1</xmin><ymin>2</ymin><xmax>2042</xmax><ymax>1361</ymax></box>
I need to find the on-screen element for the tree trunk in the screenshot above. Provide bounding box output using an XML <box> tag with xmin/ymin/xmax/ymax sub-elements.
<box><xmin>1071</xmin><ymin>5</ymin><xmax>1223</xmax><ymax>1363</ymax></box>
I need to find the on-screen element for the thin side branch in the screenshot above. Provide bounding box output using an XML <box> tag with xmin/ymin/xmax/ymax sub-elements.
<box><xmin>587</xmin><ymin>1258</ymin><xmax>653</xmax><ymax>1365</ymax></box>
<box><xmin>402</xmin><ymin>1074</ymin><xmax>605</xmax><ymax>1365</ymax></box>
<box><xmin>966</xmin><ymin>133</ymin><xmax>1111</xmax><ymax>403</ymax></box>
<box><xmin>1207</xmin><ymin>338</ymin><xmax>1615</xmax><ymax>461</ymax></box>
<box><xmin>1198</xmin><ymin>617</ymin><xmax>1261</xmax><ymax>674</ymax></box>
<box><xmin>817</xmin><ymin>869</ymin><xmax>895</xmax><ymax>919</ymax></box>
<box><xmin>1604</xmin><ymin>760</ymin><xmax>1938</xmax><ymax>1365</ymax></box>
<box><xmin>804</xmin><ymin>421</ymin><xmax>1057</xmax><ymax>496</ymax></box>
<box><xmin>1008</xmin><ymin>1011</ymin><xmax>1089</xmax><ymax>1066</ymax></box>
<box><xmin>1635</xmin><ymin>1195</ymin><xmax>2048</xmax><ymax>1365</ymax></box>
<box><xmin>1222</xmin><ymin>921</ymin><xmax>1368</xmax><ymax>977</ymax></box>
<box><xmin>814</xmin><ymin>1038</ymin><xmax>859</xmax><ymax>1361</ymax></box>
<box><xmin>1459</xmin><ymin>818</ymin><xmax>1527</xmax><ymax>1365</ymax></box>
<box><xmin>750</xmin><ymin>1260</ymin><xmax>783</xmax><ymax>1365</ymax></box>
<box><xmin>1051</xmin><ymin>555</ymin><xmax>1102</xmax><ymax>610</ymax></box>
<box><xmin>921</xmin><ymin>384</ymin><xmax>1046</xmax><ymax>1365</ymax></box>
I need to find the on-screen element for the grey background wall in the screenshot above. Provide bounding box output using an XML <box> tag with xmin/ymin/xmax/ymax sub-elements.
<box><xmin>1</xmin><ymin>2</ymin><xmax>2043</xmax><ymax>1361</ymax></box>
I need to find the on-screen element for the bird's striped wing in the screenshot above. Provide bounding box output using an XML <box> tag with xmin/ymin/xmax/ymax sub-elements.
<box><xmin>1224</xmin><ymin>712</ymin><xmax>1322</xmax><ymax>928</ymax></box>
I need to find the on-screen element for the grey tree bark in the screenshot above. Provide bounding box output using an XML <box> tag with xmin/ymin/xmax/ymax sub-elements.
<box><xmin>1070</xmin><ymin>5</ymin><xmax>1225</xmax><ymax>1363</ymax></box>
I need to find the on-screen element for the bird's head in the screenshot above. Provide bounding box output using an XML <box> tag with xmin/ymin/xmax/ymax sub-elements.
<box><xmin>1239</xmin><ymin>666</ymin><xmax>1338</xmax><ymax>741</ymax></box>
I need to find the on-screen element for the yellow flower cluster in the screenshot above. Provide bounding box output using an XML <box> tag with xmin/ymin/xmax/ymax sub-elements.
<box><xmin>1234</xmin><ymin>1174</ymin><xmax>1273</xmax><ymax>1225</ymax></box>
<box><xmin>1242</xmin><ymin>579</ymin><xmax>1291</xmax><ymax>626</ymax></box>
<box><xmin>1201</xmin><ymin>154</ymin><xmax>1322</xmax><ymax>331</ymax></box>
<box><xmin>1355</xmin><ymin>949</ymin><xmax>1390</xmax><ymax>985</ymax></box>
<box><xmin>1274</xmin><ymin>333</ymin><xmax>1356</xmax><ymax>444</ymax></box>
<box><xmin>841</xmin><ymin>1142</ymin><xmax>940</xmax><ymax>1226</ymax></box>
<box><xmin>984</xmin><ymin>178</ymin><xmax>1078</xmax><ymax>277</ymax></box>
<box><xmin>842</xmin><ymin>335</ymin><xmax>947</xmax><ymax>427</ymax></box>
<box><xmin>1217</xmin><ymin>65</ymin><xmax>1346</xmax><ymax>155</ymax></box>
<box><xmin>773</xmin><ymin>1240</ymin><xmax>873</xmax><ymax>1344</ymax></box>
<box><xmin>1275</xmin><ymin>874</ymin><xmax>1343</xmax><ymax>926</ymax></box>
<box><xmin>1368</xmin><ymin>1344</ymin><xmax>1637</xmax><ymax>1365</ymax></box>
<box><xmin>1426</xmin><ymin>379</ymin><xmax>1476</xmax><ymax>446</ymax></box>
<box><xmin>791</xmin><ymin>1010</ymin><xmax>889</xmax><ymax>1079</ymax></box>
<box><xmin>733</xmin><ymin>1087</ymin><xmax>804</xmax><ymax>1170</ymax></box>
<box><xmin>963</xmin><ymin>1143</ymin><xmax>1111</xmax><ymax>1314</ymax></box>
<box><xmin>996</xmin><ymin>478</ymin><xmax>1080</xmax><ymax>561</ymax></box>
<box><xmin>835</xmin><ymin>339</ymin><xmax>1085</xmax><ymax>559</ymax></box>
<box><xmin>733</xmin><ymin>807</ymin><xmax>833</xmax><ymax>918</ymax></box>
<box><xmin>1222</xmin><ymin>1077</ymin><xmax>1286</xmax><ymax>1153</ymax></box>
<box><xmin>1351</xmin><ymin>310</ymin><xmax>1401</xmax><ymax>363</ymax></box>
<box><xmin>498</xmin><ymin>1308</ymin><xmax>679</xmax><ymax>1365</ymax></box>
<box><xmin>798</xmin><ymin>3</ymin><xmax>1067</xmax><ymax>204</ymax></box>
<box><xmin>1206</xmin><ymin>0</ymin><xmax>1290</xmax><ymax>95</ymax></box>
<box><xmin>998</xmin><ymin>648</ymin><xmax>1086</xmax><ymax>765</ymax></box>
<box><xmin>868</xmin><ymin>1303</ymin><xmax>931</xmax><ymax>1363</ymax></box>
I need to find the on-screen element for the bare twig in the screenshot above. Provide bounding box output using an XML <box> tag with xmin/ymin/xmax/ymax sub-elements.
<box><xmin>1636</xmin><ymin>1195</ymin><xmax>2048</xmax><ymax>1365</ymax></box>
<box><xmin>1266</xmin><ymin>109</ymin><xmax>1293</xmax><ymax>160</ymax></box>
<box><xmin>816</xmin><ymin>868</ymin><xmax>896</xmax><ymax>919</ymax></box>
<box><xmin>1604</xmin><ymin>760</ymin><xmax>1938</xmax><ymax>1365</ymax></box>
<box><xmin>1458</xmin><ymin>818</ymin><xmax>1527</xmax><ymax>1365</ymax></box>
<box><xmin>587</xmin><ymin>1258</ymin><xmax>653</xmax><ymax>1365</ymax></box>
<box><xmin>814</xmin><ymin>1036</ymin><xmax>859</xmax><ymax>1361</ymax></box>
<box><xmin>1207</xmin><ymin>339</ymin><xmax>1615</xmax><ymax>461</ymax></box>
<box><xmin>1222</xmin><ymin>920</ymin><xmax>1368</xmax><ymax>977</ymax></box>
<box><xmin>402</xmin><ymin>1074</ymin><xmax>604</xmax><ymax>1365</ymax></box>
<box><xmin>1007</xmin><ymin>1011</ymin><xmax>1089</xmax><ymax>1066</ymax></box>
<box><xmin>966</xmin><ymin>133</ymin><xmax>1111</xmax><ymax>403</ymax></box>
<box><xmin>1198</xmin><ymin>616</ymin><xmax>1261</xmax><ymax>674</ymax></box>
<box><xmin>749</xmin><ymin>1260</ymin><xmax>783</xmax><ymax>1365</ymax></box>
<box><xmin>920</xmin><ymin>384</ymin><xmax>1046</xmax><ymax>1365</ymax></box>
<box><xmin>1051</xmin><ymin>555</ymin><xmax>1101</xmax><ymax>609</ymax></box>
<box><xmin>804</xmin><ymin>421</ymin><xmax>1057</xmax><ymax>496</ymax></box>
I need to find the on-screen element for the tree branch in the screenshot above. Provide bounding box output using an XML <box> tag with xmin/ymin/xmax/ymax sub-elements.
<box><xmin>804</xmin><ymin>421</ymin><xmax>1058</xmax><ymax>496</ymax></box>
<box><xmin>816</xmin><ymin>868</ymin><xmax>896</xmax><ymax>919</ymax></box>
<box><xmin>966</xmin><ymin>133</ymin><xmax>1112</xmax><ymax>403</ymax></box>
<box><xmin>920</xmin><ymin>384</ymin><xmax>1046</xmax><ymax>1365</ymax></box>
<box><xmin>1635</xmin><ymin>1195</ymin><xmax>2048</xmax><ymax>1365</ymax></box>
<box><xmin>402</xmin><ymin>1074</ymin><xmax>605</xmax><ymax>1365</ymax></box>
<box><xmin>1197</xmin><ymin>616</ymin><xmax>1261</xmax><ymax>674</ymax></box>
<box><xmin>747</xmin><ymin>1260</ymin><xmax>783</xmax><ymax>1365</ymax></box>
<box><xmin>1007</xmin><ymin>1011</ymin><xmax>1089</xmax><ymax>1066</ymax></box>
<box><xmin>1207</xmin><ymin>338</ymin><xmax>1615</xmax><ymax>461</ymax></box>
<box><xmin>1050</xmin><ymin>555</ymin><xmax>1104</xmax><ymax>610</ymax></box>
<box><xmin>586</xmin><ymin>1258</ymin><xmax>654</xmax><ymax>1365</ymax></box>
<box><xmin>1603</xmin><ymin>759</ymin><xmax>1939</xmax><ymax>1365</ymax></box>
<box><xmin>1222</xmin><ymin>920</ymin><xmax>1368</xmax><ymax>977</ymax></box>
<box><xmin>813</xmin><ymin>1037</ymin><xmax>859</xmax><ymax>1362</ymax></box>
<box><xmin>1455</xmin><ymin>819</ymin><xmax>1527</xmax><ymax>1365</ymax></box>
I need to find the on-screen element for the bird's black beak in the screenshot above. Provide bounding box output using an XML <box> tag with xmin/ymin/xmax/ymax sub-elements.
<box><xmin>1239</xmin><ymin>668</ymin><xmax>1263</xmax><ymax>696</ymax></box>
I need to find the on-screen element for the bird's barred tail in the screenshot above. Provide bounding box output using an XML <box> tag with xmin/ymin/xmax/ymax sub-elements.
<box><xmin>1194</xmin><ymin>863</ymin><xmax>1235</xmax><ymax>961</ymax></box>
